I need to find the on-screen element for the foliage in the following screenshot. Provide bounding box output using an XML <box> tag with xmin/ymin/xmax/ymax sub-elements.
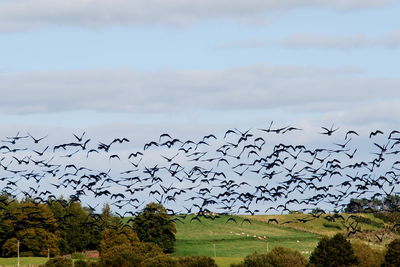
<box><xmin>71</xmin><ymin>252</ymin><xmax>85</xmax><ymax>259</ymax></box>
<box><xmin>382</xmin><ymin>239</ymin><xmax>400</xmax><ymax>267</ymax></box>
<box><xmin>49</xmin><ymin>199</ymin><xmax>102</xmax><ymax>254</ymax></box>
<box><xmin>308</xmin><ymin>233</ymin><xmax>358</xmax><ymax>267</ymax></box>
<box><xmin>266</xmin><ymin>247</ymin><xmax>307</xmax><ymax>267</ymax></box>
<box><xmin>230</xmin><ymin>247</ymin><xmax>307</xmax><ymax>267</ymax></box>
<box><xmin>100</xmin><ymin>242</ymin><xmax>162</xmax><ymax>267</ymax></box>
<box><xmin>351</xmin><ymin>241</ymin><xmax>384</xmax><ymax>267</ymax></box>
<box><xmin>99</xmin><ymin>224</ymin><xmax>163</xmax><ymax>267</ymax></box>
<box><xmin>99</xmin><ymin>225</ymin><xmax>139</xmax><ymax>256</ymax></box>
<box><xmin>43</xmin><ymin>257</ymin><xmax>73</xmax><ymax>267</ymax></box>
<box><xmin>142</xmin><ymin>254</ymin><xmax>179</xmax><ymax>267</ymax></box>
<box><xmin>74</xmin><ymin>260</ymin><xmax>90</xmax><ymax>267</ymax></box>
<box><xmin>133</xmin><ymin>202</ymin><xmax>177</xmax><ymax>253</ymax></box>
<box><xmin>16</xmin><ymin>228</ymin><xmax>60</xmax><ymax>257</ymax></box>
<box><xmin>345</xmin><ymin>198</ymin><xmax>379</xmax><ymax>213</ymax></box>
<box><xmin>177</xmin><ymin>255</ymin><xmax>218</xmax><ymax>267</ymax></box>
<box><xmin>0</xmin><ymin>200</ymin><xmax>61</xmax><ymax>257</ymax></box>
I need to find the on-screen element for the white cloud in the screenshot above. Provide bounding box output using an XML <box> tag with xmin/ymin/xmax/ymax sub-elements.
<box><xmin>0</xmin><ymin>64</ymin><xmax>398</xmax><ymax>116</ymax></box>
<box><xmin>219</xmin><ymin>31</ymin><xmax>400</xmax><ymax>50</ymax></box>
<box><xmin>0</xmin><ymin>0</ymin><xmax>391</xmax><ymax>31</ymax></box>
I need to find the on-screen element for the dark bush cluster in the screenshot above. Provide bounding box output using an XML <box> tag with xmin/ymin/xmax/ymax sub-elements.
<box><xmin>231</xmin><ymin>247</ymin><xmax>307</xmax><ymax>267</ymax></box>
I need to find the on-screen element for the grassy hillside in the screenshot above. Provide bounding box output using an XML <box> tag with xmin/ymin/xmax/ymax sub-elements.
<box><xmin>173</xmin><ymin>214</ymin><xmax>319</xmax><ymax>258</ymax></box>
<box><xmin>242</xmin><ymin>213</ymin><xmax>385</xmax><ymax>236</ymax></box>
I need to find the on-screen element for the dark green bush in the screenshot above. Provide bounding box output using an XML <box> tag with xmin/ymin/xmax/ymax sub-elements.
<box><xmin>177</xmin><ymin>255</ymin><xmax>218</xmax><ymax>267</ymax></box>
<box><xmin>100</xmin><ymin>242</ymin><xmax>163</xmax><ymax>267</ymax></box>
<box><xmin>71</xmin><ymin>252</ymin><xmax>85</xmax><ymax>259</ymax></box>
<box><xmin>309</xmin><ymin>233</ymin><xmax>358</xmax><ymax>267</ymax></box>
<box><xmin>382</xmin><ymin>239</ymin><xmax>400</xmax><ymax>267</ymax></box>
<box><xmin>142</xmin><ymin>255</ymin><xmax>179</xmax><ymax>267</ymax></box>
<box><xmin>74</xmin><ymin>260</ymin><xmax>89</xmax><ymax>267</ymax></box>
<box><xmin>43</xmin><ymin>257</ymin><xmax>73</xmax><ymax>267</ymax></box>
<box><xmin>231</xmin><ymin>247</ymin><xmax>307</xmax><ymax>267</ymax></box>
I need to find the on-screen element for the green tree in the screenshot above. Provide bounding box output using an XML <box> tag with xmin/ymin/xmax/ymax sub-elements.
<box><xmin>133</xmin><ymin>202</ymin><xmax>176</xmax><ymax>253</ymax></box>
<box><xmin>1</xmin><ymin>201</ymin><xmax>60</xmax><ymax>257</ymax></box>
<box><xmin>382</xmin><ymin>239</ymin><xmax>400</xmax><ymax>267</ymax></box>
<box><xmin>99</xmin><ymin>225</ymin><xmax>139</xmax><ymax>256</ymax></box>
<box><xmin>49</xmin><ymin>199</ymin><xmax>102</xmax><ymax>254</ymax></box>
<box><xmin>309</xmin><ymin>233</ymin><xmax>358</xmax><ymax>267</ymax></box>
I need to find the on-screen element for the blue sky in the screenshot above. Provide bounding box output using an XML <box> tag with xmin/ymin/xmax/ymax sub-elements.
<box><xmin>0</xmin><ymin>0</ymin><xmax>398</xmax><ymax>137</ymax></box>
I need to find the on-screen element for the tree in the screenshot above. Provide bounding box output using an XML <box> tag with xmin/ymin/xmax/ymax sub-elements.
<box><xmin>382</xmin><ymin>239</ymin><xmax>400</xmax><ymax>267</ymax></box>
<box><xmin>49</xmin><ymin>199</ymin><xmax>102</xmax><ymax>254</ymax></box>
<box><xmin>133</xmin><ymin>202</ymin><xmax>176</xmax><ymax>253</ymax></box>
<box><xmin>309</xmin><ymin>233</ymin><xmax>358</xmax><ymax>267</ymax></box>
<box><xmin>1</xmin><ymin>201</ymin><xmax>61</xmax><ymax>257</ymax></box>
<box><xmin>100</xmin><ymin>225</ymin><xmax>139</xmax><ymax>256</ymax></box>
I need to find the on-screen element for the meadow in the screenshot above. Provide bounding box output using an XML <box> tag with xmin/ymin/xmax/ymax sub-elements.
<box><xmin>173</xmin><ymin>214</ymin><xmax>319</xmax><ymax>258</ymax></box>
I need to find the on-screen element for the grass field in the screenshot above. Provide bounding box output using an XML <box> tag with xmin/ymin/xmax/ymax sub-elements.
<box><xmin>173</xmin><ymin>214</ymin><xmax>319</xmax><ymax>258</ymax></box>
<box><xmin>0</xmin><ymin>257</ymin><xmax>48</xmax><ymax>266</ymax></box>
<box><xmin>242</xmin><ymin>213</ymin><xmax>386</xmax><ymax>236</ymax></box>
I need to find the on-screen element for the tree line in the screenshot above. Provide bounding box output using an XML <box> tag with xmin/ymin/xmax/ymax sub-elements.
<box><xmin>0</xmin><ymin>194</ymin><xmax>176</xmax><ymax>257</ymax></box>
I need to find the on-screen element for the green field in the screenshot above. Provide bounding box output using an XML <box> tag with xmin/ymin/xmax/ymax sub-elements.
<box><xmin>242</xmin><ymin>213</ymin><xmax>386</xmax><ymax>236</ymax></box>
<box><xmin>173</xmin><ymin>215</ymin><xmax>319</xmax><ymax>258</ymax></box>
<box><xmin>0</xmin><ymin>257</ymin><xmax>48</xmax><ymax>266</ymax></box>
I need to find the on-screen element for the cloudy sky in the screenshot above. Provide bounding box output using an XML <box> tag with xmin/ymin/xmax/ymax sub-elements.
<box><xmin>1</xmin><ymin>0</ymin><xmax>399</xmax><ymax>142</ymax></box>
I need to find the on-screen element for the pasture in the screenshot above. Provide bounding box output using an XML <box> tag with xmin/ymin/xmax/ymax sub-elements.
<box><xmin>173</xmin><ymin>214</ymin><xmax>319</xmax><ymax>258</ymax></box>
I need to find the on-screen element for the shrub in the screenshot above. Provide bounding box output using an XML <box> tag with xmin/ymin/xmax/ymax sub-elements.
<box><xmin>267</xmin><ymin>247</ymin><xmax>307</xmax><ymax>267</ymax></box>
<box><xmin>71</xmin><ymin>252</ymin><xmax>85</xmax><ymax>259</ymax></box>
<box><xmin>231</xmin><ymin>247</ymin><xmax>307</xmax><ymax>267</ymax></box>
<box><xmin>43</xmin><ymin>257</ymin><xmax>73</xmax><ymax>267</ymax></box>
<box><xmin>74</xmin><ymin>260</ymin><xmax>89</xmax><ymax>267</ymax></box>
<box><xmin>100</xmin><ymin>242</ymin><xmax>163</xmax><ymax>267</ymax></box>
<box><xmin>309</xmin><ymin>233</ymin><xmax>358</xmax><ymax>267</ymax></box>
<box><xmin>382</xmin><ymin>239</ymin><xmax>400</xmax><ymax>267</ymax></box>
<box><xmin>177</xmin><ymin>255</ymin><xmax>218</xmax><ymax>267</ymax></box>
<box><xmin>351</xmin><ymin>241</ymin><xmax>384</xmax><ymax>267</ymax></box>
<box><xmin>142</xmin><ymin>255</ymin><xmax>179</xmax><ymax>267</ymax></box>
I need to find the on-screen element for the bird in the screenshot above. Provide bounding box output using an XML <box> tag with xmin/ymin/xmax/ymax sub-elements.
<box><xmin>369</xmin><ymin>130</ymin><xmax>384</xmax><ymax>138</ymax></box>
<box><xmin>27</xmin><ymin>133</ymin><xmax>48</xmax><ymax>144</ymax></box>
<box><xmin>320</xmin><ymin>124</ymin><xmax>339</xmax><ymax>136</ymax></box>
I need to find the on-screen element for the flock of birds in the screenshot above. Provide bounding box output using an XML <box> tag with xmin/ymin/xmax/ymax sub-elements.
<box><xmin>1</xmin><ymin>122</ymin><xmax>400</xmax><ymax>238</ymax></box>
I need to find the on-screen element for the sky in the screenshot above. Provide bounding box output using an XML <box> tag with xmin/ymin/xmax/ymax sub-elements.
<box><xmin>0</xmin><ymin>0</ymin><xmax>399</xmax><ymax>138</ymax></box>
<box><xmin>0</xmin><ymin>0</ymin><xmax>399</xmax><ymax>212</ymax></box>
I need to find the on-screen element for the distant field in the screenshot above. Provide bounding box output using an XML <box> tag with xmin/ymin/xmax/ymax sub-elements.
<box><xmin>173</xmin><ymin>214</ymin><xmax>319</xmax><ymax>258</ymax></box>
<box><xmin>0</xmin><ymin>257</ymin><xmax>48</xmax><ymax>266</ymax></box>
<box><xmin>242</xmin><ymin>213</ymin><xmax>386</xmax><ymax>236</ymax></box>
